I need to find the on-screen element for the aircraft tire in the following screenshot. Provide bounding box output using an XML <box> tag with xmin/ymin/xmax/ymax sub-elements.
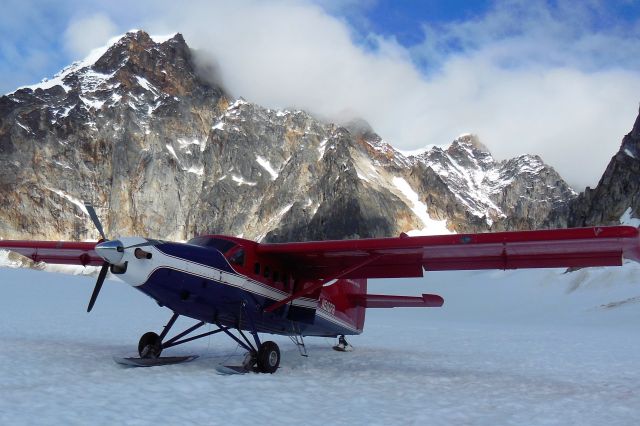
<box><xmin>257</xmin><ymin>341</ymin><xmax>280</xmax><ymax>373</ymax></box>
<box><xmin>138</xmin><ymin>332</ymin><xmax>162</xmax><ymax>359</ymax></box>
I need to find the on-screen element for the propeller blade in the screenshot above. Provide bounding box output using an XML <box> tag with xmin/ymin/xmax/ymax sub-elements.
<box><xmin>84</xmin><ymin>201</ymin><xmax>107</xmax><ymax>241</ymax></box>
<box><xmin>87</xmin><ymin>262</ymin><xmax>109</xmax><ymax>312</ymax></box>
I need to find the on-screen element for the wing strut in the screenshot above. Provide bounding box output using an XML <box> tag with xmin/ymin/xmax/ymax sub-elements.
<box><xmin>264</xmin><ymin>254</ymin><xmax>383</xmax><ymax>313</ymax></box>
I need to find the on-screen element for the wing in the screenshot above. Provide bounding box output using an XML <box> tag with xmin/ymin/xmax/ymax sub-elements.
<box><xmin>257</xmin><ymin>226</ymin><xmax>640</xmax><ymax>280</ymax></box>
<box><xmin>0</xmin><ymin>240</ymin><xmax>102</xmax><ymax>266</ymax></box>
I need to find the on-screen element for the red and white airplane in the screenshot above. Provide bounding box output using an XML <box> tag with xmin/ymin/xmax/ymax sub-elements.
<box><xmin>1</xmin><ymin>202</ymin><xmax>639</xmax><ymax>373</ymax></box>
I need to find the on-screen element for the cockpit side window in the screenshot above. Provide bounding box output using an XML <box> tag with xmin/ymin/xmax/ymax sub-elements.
<box><xmin>228</xmin><ymin>248</ymin><xmax>245</xmax><ymax>266</ymax></box>
<box><xmin>188</xmin><ymin>237</ymin><xmax>236</xmax><ymax>254</ymax></box>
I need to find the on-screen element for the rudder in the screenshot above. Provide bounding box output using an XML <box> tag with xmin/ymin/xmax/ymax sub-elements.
<box><xmin>319</xmin><ymin>278</ymin><xmax>367</xmax><ymax>334</ymax></box>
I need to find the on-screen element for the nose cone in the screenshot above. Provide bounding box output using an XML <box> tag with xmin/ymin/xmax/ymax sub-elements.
<box><xmin>95</xmin><ymin>240</ymin><xmax>124</xmax><ymax>265</ymax></box>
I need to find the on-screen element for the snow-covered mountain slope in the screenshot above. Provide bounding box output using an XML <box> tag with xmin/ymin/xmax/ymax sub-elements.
<box><xmin>0</xmin><ymin>264</ymin><xmax>638</xmax><ymax>425</ymax></box>
<box><xmin>0</xmin><ymin>30</ymin><xmax>575</xmax><ymax>242</ymax></box>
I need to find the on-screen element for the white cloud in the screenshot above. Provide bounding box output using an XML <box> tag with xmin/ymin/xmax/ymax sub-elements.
<box><xmin>136</xmin><ymin>0</ymin><xmax>640</xmax><ymax>189</ymax></box>
<box><xmin>5</xmin><ymin>0</ymin><xmax>639</xmax><ymax>189</ymax></box>
<box><xmin>63</xmin><ymin>13</ymin><xmax>118</xmax><ymax>58</ymax></box>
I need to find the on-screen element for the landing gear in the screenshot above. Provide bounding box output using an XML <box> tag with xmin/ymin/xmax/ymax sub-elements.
<box><xmin>128</xmin><ymin>310</ymin><xmax>282</xmax><ymax>373</ymax></box>
<box><xmin>138</xmin><ymin>332</ymin><xmax>162</xmax><ymax>358</ymax></box>
<box><xmin>128</xmin><ymin>312</ymin><xmax>226</xmax><ymax>366</ymax></box>
<box><xmin>257</xmin><ymin>341</ymin><xmax>281</xmax><ymax>374</ymax></box>
<box><xmin>333</xmin><ymin>335</ymin><xmax>354</xmax><ymax>352</ymax></box>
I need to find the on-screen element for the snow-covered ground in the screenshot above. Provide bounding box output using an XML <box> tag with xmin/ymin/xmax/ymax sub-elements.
<box><xmin>1</xmin><ymin>262</ymin><xmax>639</xmax><ymax>425</ymax></box>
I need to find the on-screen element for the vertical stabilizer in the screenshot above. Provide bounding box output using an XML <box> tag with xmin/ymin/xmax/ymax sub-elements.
<box><xmin>320</xmin><ymin>278</ymin><xmax>367</xmax><ymax>334</ymax></box>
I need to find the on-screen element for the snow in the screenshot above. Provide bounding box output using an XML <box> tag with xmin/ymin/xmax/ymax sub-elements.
<box><xmin>256</xmin><ymin>156</ymin><xmax>278</xmax><ymax>180</ymax></box>
<box><xmin>177</xmin><ymin>138</ymin><xmax>204</xmax><ymax>152</ymax></box>
<box><xmin>165</xmin><ymin>144</ymin><xmax>178</xmax><ymax>160</ymax></box>
<box><xmin>80</xmin><ymin>69</ymin><xmax>117</xmax><ymax>93</ymax></box>
<box><xmin>392</xmin><ymin>177</ymin><xmax>453</xmax><ymax>235</ymax></box>
<box><xmin>212</xmin><ymin>121</ymin><xmax>226</xmax><ymax>131</ymax></box>
<box><xmin>620</xmin><ymin>207</ymin><xmax>640</xmax><ymax>227</ymax></box>
<box><xmin>15</xmin><ymin>70</ymin><xmax>72</xmax><ymax>93</ymax></box>
<box><xmin>150</xmin><ymin>33</ymin><xmax>178</xmax><ymax>43</ymax></box>
<box><xmin>8</xmin><ymin>30</ymin><xmax>170</xmax><ymax>98</ymax></box>
<box><xmin>12</xmin><ymin>34</ymin><xmax>125</xmax><ymax>95</ymax></box>
<box><xmin>185</xmin><ymin>166</ymin><xmax>204</xmax><ymax>176</ymax></box>
<box><xmin>79</xmin><ymin>95</ymin><xmax>106</xmax><ymax>110</ymax></box>
<box><xmin>0</xmin><ymin>259</ymin><xmax>639</xmax><ymax>425</ymax></box>
<box><xmin>231</xmin><ymin>175</ymin><xmax>257</xmax><ymax>186</ymax></box>
<box><xmin>318</xmin><ymin>137</ymin><xmax>328</xmax><ymax>160</ymax></box>
<box><xmin>256</xmin><ymin>203</ymin><xmax>294</xmax><ymax>242</ymax></box>
<box><xmin>135</xmin><ymin>76</ymin><xmax>158</xmax><ymax>95</ymax></box>
<box><xmin>441</xmin><ymin>149</ymin><xmax>504</xmax><ymax>219</ymax></box>
<box><xmin>397</xmin><ymin>144</ymin><xmax>441</xmax><ymax>157</ymax></box>
<box><xmin>53</xmin><ymin>160</ymin><xmax>72</xmax><ymax>170</ymax></box>
<box><xmin>16</xmin><ymin>122</ymin><xmax>33</xmax><ymax>134</ymax></box>
<box><xmin>356</xmin><ymin>171</ymin><xmax>370</xmax><ymax>182</ymax></box>
<box><xmin>624</xmin><ymin>148</ymin><xmax>636</xmax><ymax>159</ymax></box>
<box><xmin>164</xmin><ymin>143</ymin><xmax>205</xmax><ymax>175</ymax></box>
<box><xmin>45</xmin><ymin>187</ymin><xmax>88</xmax><ymax>215</ymax></box>
<box><xmin>227</xmin><ymin>98</ymin><xmax>248</xmax><ymax>111</ymax></box>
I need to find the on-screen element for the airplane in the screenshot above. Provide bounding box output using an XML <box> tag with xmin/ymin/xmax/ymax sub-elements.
<box><xmin>1</xmin><ymin>202</ymin><xmax>639</xmax><ymax>373</ymax></box>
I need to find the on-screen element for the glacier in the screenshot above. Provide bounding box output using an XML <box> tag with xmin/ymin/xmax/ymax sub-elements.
<box><xmin>0</xmin><ymin>260</ymin><xmax>638</xmax><ymax>425</ymax></box>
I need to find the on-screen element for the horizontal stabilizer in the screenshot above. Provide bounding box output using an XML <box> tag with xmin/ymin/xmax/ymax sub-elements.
<box><xmin>353</xmin><ymin>293</ymin><xmax>444</xmax><ymax>308</ymax></box>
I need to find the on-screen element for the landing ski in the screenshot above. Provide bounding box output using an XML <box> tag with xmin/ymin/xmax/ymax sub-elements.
<box><xmin>333</xmin><ymin>335</ymin><xmax>354</xmax><ymax>352</ymax></box>
<box><xmin>113</xmin><ymin>355</ymin><xmax>198</xmax><ymax>367</ymax></box>
<box><xmin>215</xmin><ymin>365</ymin><xmax>253</xmax><ymax>375</ymax></box>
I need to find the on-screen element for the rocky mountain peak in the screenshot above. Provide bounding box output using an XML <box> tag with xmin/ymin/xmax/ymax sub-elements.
<box><xmin>90</xmin><ymin>30</ymin><xmax>203</xmax><ymax>99</ymax></box>
<box><xmin>621</xmin><ymin>105</ymin><xmax>640</xmax><ymax>158</ymax></box>
<box><xmin>443</xmin><ymin>134</ymin><xmax>494</xmax><ymax>171</ymax></box>
<box><xmin>569</xmin><ymin>107</ymin><xmax>640</xmax><ymax>227</ymax></box>
<box><xmin>448</xmin><ymin>133</ymin><xmax>490</xmax><ymax>155</ymax></box>
<box><xmin>0</xmin><ymin>30</ymin><xmax>580</xmax><ymax>242</ymax></box>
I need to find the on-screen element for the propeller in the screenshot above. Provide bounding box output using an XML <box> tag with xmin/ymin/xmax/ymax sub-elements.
<box><xmin>84</xmin><ymin>201</ymin><xmax>113</xmax><ymax>312</ymax></box>
<box><xmin>83</xmin><ymin>202</ymin><xmax>158</xmax><ymax>312</ymax></box>
<box><xmin>84</xmin><ymin>201</ymin><xmax>106</xmax><ymax>241</ymax></box>
<box><xmin>87</xmin><ymin>262</ymin><xmax>109</xmax><ymax>312</ymax></box>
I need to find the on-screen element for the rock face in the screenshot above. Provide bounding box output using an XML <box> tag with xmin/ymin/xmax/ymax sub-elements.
<box><xmin>568</xmin><ymin>108</ymin><xmax>640</xmax><ymax>227</ymax></box>
<box><xmin>0</xmin><ymin>30</ymin><xmax>576</xmax><ymax>242</ymax></box>
<box><xmin>393</xmin><ymin>134</ymin><xmax>575</xmax><ymax>233</ymax></box>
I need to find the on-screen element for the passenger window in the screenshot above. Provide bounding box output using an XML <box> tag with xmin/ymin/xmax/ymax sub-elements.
<box><xmin>254</xmin><ymin>262</ymin><xmax>260</xmax><ymax>275</ymax></box>
<box><xmin>273</xmin><ymin>271</ymin><xmax>280</xmax><ymax>282</ymax></box>
<box><xmin>229</xmin><ymin>248</ymin><xmax>245</xmax><ymax>266</ymax></box>
<box><xmin>264</xmin><ymin>266</ymin><xmax>270</xmax><ymax>278</ymax></box>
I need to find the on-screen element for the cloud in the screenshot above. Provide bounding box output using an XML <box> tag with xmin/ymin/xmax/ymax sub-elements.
<box><xmin>4</xmin><ymin>0</ymin><xmax>640</xmax><ymax>189</ymax></box>
<box><xmin>405</xmin><ymin>0</ymin><xmax>640</xmax><ymax>187</ymax></box>
<box><xmin>63</xmin><ymin>13</ymin><xmax>119</xmax><ymax>58</ymax></box>
<box><xmin>137</xmin><ymin>0</ymin><xmax>640</xmax><ymax>188</ymax></box>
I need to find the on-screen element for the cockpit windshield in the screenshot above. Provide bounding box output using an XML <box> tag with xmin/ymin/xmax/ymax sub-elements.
<box><xmin>187</xmin><ymin>237</ymin><xmax>237</xmax><ymax>254</ymax></box>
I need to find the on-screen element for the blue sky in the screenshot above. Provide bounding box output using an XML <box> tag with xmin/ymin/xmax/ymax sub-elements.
<box><xmin>2</xmin><ymin>0</ymin><xmax>640</xmax><ymax>188</ymax></box>
<box><xmin>330</xmin><ymin>0</ymin><xmax>494</xmax><ymax>46</ymax></box>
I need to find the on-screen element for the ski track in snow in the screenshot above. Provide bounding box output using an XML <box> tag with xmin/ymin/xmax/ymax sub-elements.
<box><xmin>1</xmin><ymin>264</ymin><xmax>639</xmax><ymax>425</ymax></box>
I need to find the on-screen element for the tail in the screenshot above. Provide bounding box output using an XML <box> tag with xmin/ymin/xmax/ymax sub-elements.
<box><xmin>319</xmin><ymin>278</ymin><xmax>444</xmax><ymax>335</ymax></box>
<box><xmin>320</xmin><ymin>278</ymin><xmax>367</xmax><ymax>334</ymax></box>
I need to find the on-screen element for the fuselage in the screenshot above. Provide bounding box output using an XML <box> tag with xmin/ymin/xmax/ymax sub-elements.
<box><xmin>102</xmin><ymin>236</ymin><xmax>364</xmax><ymax>337</ymax></box>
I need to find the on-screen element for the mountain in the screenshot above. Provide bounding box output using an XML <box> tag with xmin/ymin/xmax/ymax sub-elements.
<box><xmin>0</xmin><ymin>30</ymin><xmax>576</xmax><ymax>242</ymax></box>
<box><xmin>568</xmin><ymin>107</ymin><xmax>640</xmax><ymax>227</ymax></box>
